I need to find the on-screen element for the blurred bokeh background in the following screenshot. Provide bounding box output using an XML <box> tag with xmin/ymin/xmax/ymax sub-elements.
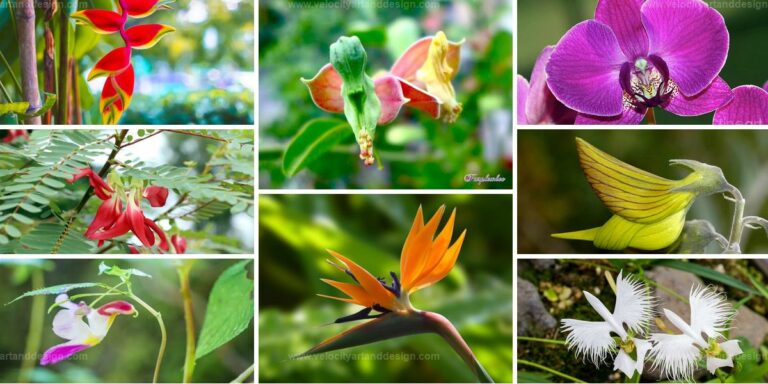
<box><xmin>518</xmin><ymin>130</ymin><xmax>768</xmax><ymax>253</ymax></box>
<box><xmin>518</xmin><ymin>0</ymin><xmax>768</xmax><ymax>124</ymax></box>
<box><xmin>0</xmin><ymin>259</ymin><xmax>254</xmax><ymax>383</ymax></box>
<box><xmin>0</xmin><ymin>0</ymin><xmax>254</xmax><ymax>124</ymax></box>
<box><xmin>259</xmin><ymin>0</ymin><xmax>513</xmax><ymax>189</ymax></box>
<box><xmin>259</xmin><ymin>194</ymin><xmax>513</xmax><ymax>382</ymax></box>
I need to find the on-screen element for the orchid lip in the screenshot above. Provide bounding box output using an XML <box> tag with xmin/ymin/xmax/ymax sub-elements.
<box><xmin>619</xmin><ymin>55</ymin><xmax>675</xmax><ymax>110</ymax></box>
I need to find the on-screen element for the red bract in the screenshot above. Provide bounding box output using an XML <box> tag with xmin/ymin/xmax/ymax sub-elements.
<box><xmin>2</xmin><ymin>129</ymin><xmax>29</xmax><ymax>143</ymax></box>
<box><xmin>68</xmin><ymin>168</ymin><xmax>113</xmax><ymax>200</ymax></box>
<box><xmin>142</xmin><ymin>185</ymin><xmax>168</xmax><ymax>207</ymax></box>
<box><xmin>73</xmin><ymin>0</ymin><xmax>174</xmax><ymax>124</ymax></box>
<box><xmin>171</xmin><ymin>235</ymin><xmax>186</xmax><ymax>254</ymax></box>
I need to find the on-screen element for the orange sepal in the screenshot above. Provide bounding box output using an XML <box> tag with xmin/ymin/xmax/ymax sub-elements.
<box><xmin>71</xmin><ymin>10</ymin><xmax>123</xmax><ymax>34</ymax></box>
<box><xmin>88</xmin><ymin>47</ymin><xmax>132</xmax><ymax>81</ymax></box>
<box><xmin>125</xmin><ymin>24</ymin><xmax>175</xmax><ymax>50</ymax></box>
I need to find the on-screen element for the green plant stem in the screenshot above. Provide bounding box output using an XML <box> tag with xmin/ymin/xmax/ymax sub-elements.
<box><xmin>425</xmin><ymin>312</ymin><xmax>494</xmax><ymax>383</ymax></box>
<box><xmin>0</xmin><ymin>48</ymin><xmax>23</xmax><ymax>93</ymax></box>
<box><xmin>725</xmin><ymin>185</ymin><xmax>746</xmax><ymax>253</ymax></box>
<box><xmin>516</xmin><ymin>336</ymin><xmax>566</xmax><ymax>345</ymax></box>
<box><xmin>18</xmin><ymin>268</ymin><xmax>44</xmax><ymax>383</ymax></box>
<box><xmin>119</xmin><ymin>129</ymin><xmax>228</xmax><ymax>149</ymax></box>
<box><xmin>230</xmin><ymin>364</ymin><xmax>255</xmax><ymax>383</ymax></box>
<box><xmin>129</xmin><ymin>293</ymin><xmax>167</xmax><ymax>384</ymax></box>
<box><xmin>518</xmin><ymin>359</ymin><xmax>586</xmax><ymax>383</ymax></box>
<box><xmin>0</xmin><ymin>78</ymin><xmax>11</xmax><ymax>102</ymax></box>
<box><xmin>177</xmin><ymin>262</ymin><xmax>197</xmax><ymax>383</ymax></box>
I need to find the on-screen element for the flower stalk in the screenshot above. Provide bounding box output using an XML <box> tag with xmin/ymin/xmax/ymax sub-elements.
<box><xmin>128</xmin><ymin>292</ymin><xmax>167</xmax><ymax>384</ymax></box>
<box><xmin>177</xmin><ymin>261</ymin><xmax>197</xmax><ymax>383</ymax></box>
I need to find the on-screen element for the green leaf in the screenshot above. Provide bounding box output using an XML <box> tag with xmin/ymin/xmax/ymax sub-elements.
<box><xmin>282</xmin><ymin>118</ymin><xmax>352</xmax><ymax>177</ymax></box>
<box><xmin>98</xmin><ymin>262</ymin><xmax>152</xmax><ymax>280</ymax></box>
<box><xmin>24</xmin><ymin>93</ymin><xmax>57</xmax><ymax>117</ymax></box>
<box><xmin>41</xmin><ymin>177</ymin><xmax>65</xmax><ymax>189</ymax></box>
<box><xmin>5</xmin><ymin>183</ymin><xmax>34</xmax><ymax>192</ymax></box>
<box><xmin>0</xmin><ymin>101</ymin><xmax>29</xmax><ymax>116</ymax></box>
<box><xmin>0</xmin><ymin>234</ymin><xmax>7</xmax><ymax>245</ymax></box>
<box><xmin>12</xmin><ymin>213</ymin><xmax>32</xmax><ymax>225</ymax></box>
<box><xmin>7</xmin><ymin>282</ymin><xmax>104</xmax><ymax>304</ymax></box>
<box><xmin>19</xmin><ymin>203</ymin><xmax>42</xmax><ymax>214</ymax></box>
<box><xmin>4</xmin><ymin>223</ymin><xmax>20</xmax><ymax>238</ymax></box>
<box><xmin>654</xmin><ymin>260</ymin><xmax>757</xmax><ymax>294</ymax></box>
<box><xmin>196</xmin><ymin>260</ymin><xmax>254</xmax><ymax>359</ymax></box>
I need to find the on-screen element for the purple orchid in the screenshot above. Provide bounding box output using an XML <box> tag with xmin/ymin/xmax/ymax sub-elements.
<box><xmin>517</xmin><ymin>46</ymin><xmax>577</xmax><ymax>125</ymax></box>
<box><xmin>713</xmin><ymin>83</ymin><xmax>768</xmax><ymax>124</ymax></box>
<box><xmin>546</xmin><ymin>0</ymin><xmax>734</xmax><ymax>124</ymax></box>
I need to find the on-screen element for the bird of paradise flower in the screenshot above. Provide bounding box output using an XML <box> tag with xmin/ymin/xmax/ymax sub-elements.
<box><xmin>294</xmin><ymin>205</ymin><xmax>493</xmax><ymax>383</ymax></box>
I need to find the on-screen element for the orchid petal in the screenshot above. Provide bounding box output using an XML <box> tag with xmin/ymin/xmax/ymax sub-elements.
<box><xmin>97</xmin><ymin>300</ymin><xmax>135</xmax><ymax>316</ymax></box>
<box><xmin>301</xmin><ymin>64</ymin><xmax>344</xmax><ymax>113</ymax></box>
<box><xmin>649</xmin><ymin>333</ymin><xmax>700</xmax><ymax>381</ymax></box>
<box><xmin>664</xmin><ymin>76</ymin><xmax>733</xmax><ymax>116</ymax></box>
<box><xmin>88</xmin><ymin>47</ymin><xmax>132</xmax><ymax>81</ymax></box>
<box><xmin>595</xmin><ymin>0</ymin><xmax>648</xmax><ymax>60</ymax></box>
<box><xmin>125</xmin><ymin>24</ymin><xmax>175</xmax><ymax>50</ymax></box>
<box><xmin>584</xmin><ymin>291</ymin><xmax>627</xmax><ymax>339</ymax></box>
<box><xmin>689</xmin><ymin>285</ymin><xmax>732</xmax><ymax>339</ymax></box>
<box><xmin>71</xmin><ymin>10</ymin><xmax>122</xmax><ymax>34</ymax></box>
<box><xmin>641</xmin><ymin>0</ymin><xmax>729</xmax><ymax>96</ymax></box>
<box><xmin>390</xmin><ymin>35</ymin><xmax>462</xmax><ymax>82</ymax></box>
<box><xmin>574</xmin><ymin>107</ymin><xmax>645</xmax><ymax>124</ymax></box>
<box><xmin>713</xmin><ymin>85</ymin><xmax>768</xmax><ymax>125</ymax></box>
<box><xmin>526</xmin><ymin>46</ymin><xmax>578</xmax><ymax>124</ymax></box>
<box><xmin>397</xmin><ymin>78</ymin><xmax>441</xmax><ymax>120</ymax></box>
<box><xmin>633</xmin><ymin>338</ymin><xmax>651</xmax><ymax>375</ymax></box>
<box><xmin>546</xmin><ymin>20</ymin><xmax>626</xmax><ymax>116</ymax></box>
<box><xmin>40</xmin><ymin>343</ymin><xmax>93</xmax><ymax>365</ymax></box>
<box><xmin>373</xmin><ymin>75</ymin><xmax>409</xmax><ymax>125</ymax></box>
<box><xmin>706</xmin><ymin>355</ymin><xmax>734</xmax><ymax>374</ymax></box>
<box><xmin>517</xmin><ymin>75</ymin><xmax>529</xmax><ymax>124</ymax></box>
<box><xmin>320</xmin><ymin>278</ymin><xmax>375</xmax><ymax>308</ymax></box>
<box><xmin>561</xmin><ymin>319</ymin><xmax>616</xmax><ymax>367</ymax></box>
<box><xmin>414</xmin><ymin>32</ymin><xmax>463</xmax><ymax>122</ymax></box>
<box><xmin>613</xmin><ymin>349</ymin><xmax>637</xmax><ymax>378</ymax></box>
<box><xmin>612</xmin><ymin>271</ymin><xmax>653</xmax><ymax>336</ymax></box>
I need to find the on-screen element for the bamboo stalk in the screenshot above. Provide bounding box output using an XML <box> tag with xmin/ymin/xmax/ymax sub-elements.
<box><xmin>15</xmin><ymin>0</ymin><xmax>42</xmax><ymax>124</ymax></box>
<box><xmin>56</xmin><ymin>1</ymin><xmax>71</xmax><ymax>125</ymax></box>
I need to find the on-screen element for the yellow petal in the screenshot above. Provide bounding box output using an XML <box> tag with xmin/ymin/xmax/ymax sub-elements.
<box><xmin>415</xmin><ymin>31</ymin><xmax>463</xmax><ymax>122</ymax></box>
<box><xmin>326</xmin><ymin>250</ymin><xmax>397</xmax><ymax>310</ymax></box>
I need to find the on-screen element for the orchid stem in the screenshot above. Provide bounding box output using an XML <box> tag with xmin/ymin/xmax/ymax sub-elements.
<box><xmin>18</xmin><ymin>268</ymin><xmax>44</xmax><ymax>383</ymax></box>
<box><xmin>177</xmin><ymin>262</ymin><xmax>197</xmax><ymax>383</ymax></box>
<box><xmin>518</xmin><ymin>359</ymin><xmax>586</xmax><ymax>383</ymax></box>
<box><xmin>645</xmin><ymin>108</ymin><xmax>656</xmax><ymax>125</ymax></box>
<box><xmin>129</xmin><ymin>293</ymin><xmax>167</xmax><ymax>384</ymax></box>
<box><xmin>230</xmin><ymin>364</ymin><xmax>255</xmax><ymax>383</ymax></box>
<box><xmin>516</xmin><ymin>336</ymin><xmax>566</xmax><ymax>345</ymax></box>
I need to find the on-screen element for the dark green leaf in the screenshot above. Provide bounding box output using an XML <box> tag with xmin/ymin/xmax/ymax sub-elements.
<box><xmin>282</xmin><ymin>118</ymin><xmax>352</xmax><ymax>177</ymax></box>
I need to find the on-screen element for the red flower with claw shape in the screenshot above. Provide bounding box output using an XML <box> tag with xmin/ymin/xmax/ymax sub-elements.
<box><xmin>88</xmin><ymin>191</ymin><xmax>170</xmax><ymax>252</ymax></box>
<box><xmin>68</xmin><ymin>168</ymin><xmax>114</xmax><ymax>200</ymax></box>
<box><xmin>72</xmin><ymin>0</ymin><xmax>175</xmax><ymax>124</ymax></box>
<box><xmin>142</xmin><ymin>185</ymin><xmax>168</xmax><ymax>207</ymax></box>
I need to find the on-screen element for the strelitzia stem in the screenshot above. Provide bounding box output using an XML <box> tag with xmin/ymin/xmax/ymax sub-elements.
<box><xmin>18</xmin><ymin>268</ymin><xmax>44</xmax><ymax>383</ymax></box>
<box><xmin>423</xmin><ymin>311</ymin><xmax>493</xmax><ymax>383</ymax></box>
<box><xmin>177</xmin><ymin>262</ymin><xmax>197</xmax><ymax>383</ymax></box>
<box><xmin>129</xmin><ymin>293</ymin><xmax>167</xmax><ymax>384</ymax></box>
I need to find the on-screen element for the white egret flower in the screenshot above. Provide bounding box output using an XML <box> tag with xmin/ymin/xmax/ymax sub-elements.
<box><xmin>650</xmin><ymin>286</ymin><xmax>743</xmax><ymax>381</ymax></box>
<box><xmin>561</xmin><ymin>271</ymin><xmax>654</xmax><ymax>377</ymax></box>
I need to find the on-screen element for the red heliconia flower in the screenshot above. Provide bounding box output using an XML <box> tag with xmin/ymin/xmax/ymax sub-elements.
<box><xmin>2</xmin><ymin>129</ymin><xmax>29</xmax><ymax>143</ymax></box>
<box><xmin>142</xmin><ymin>185</ymin><xmax>168</xmax><ymax>207</ymax></box>
<box><xmin>171</xmin><ymin>235</ymin><xmax>186</xmax><ymax>254</ymax></box>
<box><xmin>74</xmin><ymin>0</ymin><xmax>174</xmax><ymax>124</ymax></box>
<box><xmin>68</xmin><ymin>168</ymin><xmax>113</xmax><ymax>200</ymax></box>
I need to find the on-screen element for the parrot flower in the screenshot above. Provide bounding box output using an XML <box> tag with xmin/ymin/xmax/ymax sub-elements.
<box><xmin>713</xmin><ymin>84</ymin><xmax>768</xmax><ymax>125</ymax></box>
<box><xmin>561</xmin><ymin>271</ymin><xmax>653</xmax><ymax>377</ymax></box>
<box><xmin>649</xmin><ymin>286</ymin><xmax>742</xmax><ymax>381</ymax></box>
<box><xmin>73</xmin><ymin>0</ymin><xmax>174</xmax><ymax>124</ymax></box>
<box><xmin>68</xmin><ymin>167</ymin><xmax>114</xmax><ymax>200</ymax></box>
<box><xmin>2</xmin><ymin>129</ymin><xmax>29</xmax><ymax>143</ymax></box>
<box><xmin>545</xmin><ymin>0</ymin><xmax>733</xmax><ymax>124</ymax></box>
<box><xmin>297</xmin><ymin>206</ymin><xmax>491</xmax><ymax>382</ymax></box>
<box><xmin>517</xmin><ymin>46</ymin><xmax>577</xmax><ymax>125</ymax></box>
<box><xmin>41</xmin><ymin>294</ymin><xmax>135</xmax><ymax>365</ymax></box>
<box><xmin>552</xmin><ymin>138</ymin><xmax>731</xmax><ymax>251</ymax></box>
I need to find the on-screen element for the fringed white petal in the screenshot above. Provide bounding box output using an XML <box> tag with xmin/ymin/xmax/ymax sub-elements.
<box><xmin>561</xmin><ymin>319</ymin><xmax>616</xmax><ymax>367</ymax></box>
<box><xmin>613</xmin><ymin>271</ymin><xmax>654</xmax><ymax>335</ymax></box>
<box><xmin>689</xmin><ymin>285</ymin><xmax>733</xmax><ymax>338</ymax></box>
<box><xmin>649</xmin><ymin>333</ymin><xmax>701</xmax><ymax>381</ymax></box>
<box><xmin>706</xmin><ymin>355</ymin><xmax>733</xmax><ymax>374</ymax></box>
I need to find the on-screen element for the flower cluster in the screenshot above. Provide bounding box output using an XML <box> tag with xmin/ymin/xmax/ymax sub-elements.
<box><xmin>304</xmin><ymin>32</ymin><xmax>464</xmax><ymax>165</ymax></box>
<box><xmin>68</xmin><ymin>168</ymin><xmax>171</xmax><ymax>252</ymax></box>
<box><xmin>519</xmin><ymin>0</ymin><xmax>767</xmax><ymax>125</ymax></box>
<box><xmin>41</xmin><ymin>294</ymin><xmax>135</xmax><ymax>365</ymax></box>
<box><xmin>72</xmin><ymin>0</ymin><xmax>175</xmax><ymax>124</ymax></box>
<box><xmin>562</xmin><ymin>271</ymin><xmax>743</xmax><ymax>381</ymax></box>
<box><xmin>2</xmin><ymin>129</ymin><xmax>29</xmax><ymax>143</ymax></box>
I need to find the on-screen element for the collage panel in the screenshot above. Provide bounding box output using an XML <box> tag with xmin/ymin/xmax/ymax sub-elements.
<box><xmin>0</xmin><ymin>129</ymin><xmax>254</xmax><ymax>254</ymax></box>
<box><xmin>518</xmin><ymin>0</ymin><xmax>768</xmax><ymax>125</ymax></box>
<box><xmin>0</xmin><ymin>0</ymin><xmax>255</xmax><ymax>125</ymax></box>
<box><xmin>0</xmin><ymin>258</ymin><xmax>254</xmax><ymax>383</ymax></box>
<box><xmin>258</xmin><ymin>0</ymin><xmax>513</xmax><ymax>189</ymax></box>
<box><xmin>517</xmin><ymin>129</ymin><xmax>768</xmax><ymax>254</ymax></box>
<box><xmin>516</xmin><ymin>258</ymin><xmax>768</xmax><ymax>383</ymax></box>
<box><xmin>259</xmin><ymin>193</ymin><xmax>513</xmax><ymax>382</ymax></box>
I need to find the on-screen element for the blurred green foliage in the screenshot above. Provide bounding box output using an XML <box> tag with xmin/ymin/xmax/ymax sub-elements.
<box><xmin>518</xmin><ymin>0</ymin><xmax>768</xmax><ymax>125</ymax></box>
<box><xmin>122</xmin><ymin>89</ymin><xmax>254</xmax><ymax>124</ymax></box>
<box><xmin>259</xmin><ymin>0</ymin><xmax>512</xmax><ymax>189</ymax></box>
<box><xmin>518</xmin><ymin>130</ymin><xmax>768</xmax><ymax>253</ymax></box>
<box><xmin>259</xmin><ymin>194</ymin><xmax>513</xmax><ymax>382</ymax></box>
<box><xmin>0</xmin><ymin>259</ymin><xmax>254</xmax><ymax>383</ymax></box>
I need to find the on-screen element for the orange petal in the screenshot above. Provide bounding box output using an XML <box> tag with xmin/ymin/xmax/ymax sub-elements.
<box><xmin>316</xmin><ymin>294</ymin><xmax>358</xmax><ymax>305</ymax></box>
<box><xmin>326</xmin><ymin>250</ymin><xmax>396</xmax><ymax>310</ymax></box>
<box><xmin>414</xmin><ymin>229</ymin><xmax>466</xmax><ymax>291</ymax></box>
<box><xmin>88</xmin><ymin>47</ymin><xmax>131</xmax><ymax>81</ymax></box>
<box><xmin>399</xmin><ymin>205</ymin><xmax>425</xmax><ymax>284</ymax></box>
<box><xmin>125</xmin><ymin>24</ymin><xmax>175</xmax><ymax>50</ymax></box>
<box><xmin>411</xmin><ymin>208</ymin><xmax>456</xmax><ymax>289</ymax></box>
<box><xmin>301</xmin><ymin>63</ymin><xmax>344</xmax><ymax>113</ymax></box>
<box><xmin>401</xmin><ymin>205</ymin><xmax>445</xmax><ymax>290</ymax></box>
<box><xmin>71</xmin><ymin>10</ymin><xmax>122</xmax><ymax>34</ymax></box>
<box><xmin>321</xmin><ymin>279</ymin><xmax>374</xmax><ymax>307</ymax></box>
<box><xmin>390</xmin><ymin>35</ymin><xmax>462</xmax><ymax>82</ymax></box>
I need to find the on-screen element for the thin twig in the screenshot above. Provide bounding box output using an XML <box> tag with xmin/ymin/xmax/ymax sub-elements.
<box><xmin>230</xmin><ymin>364</ymin><xmax>255</xmax><ymax>383</ymax></box>
<box><xmin>120</xmin><ymin>129</ymin><xmax>229</xmax><ymax>149</ymax></box>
